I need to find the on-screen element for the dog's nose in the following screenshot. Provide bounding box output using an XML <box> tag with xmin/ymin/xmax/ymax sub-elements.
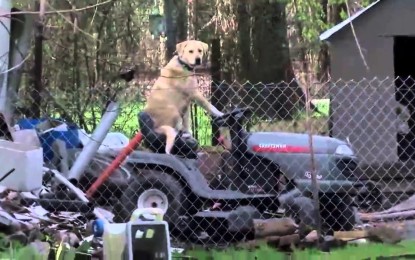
<box><xmin>195</xmin><ymin>58</ymin><xmax>201</xmax><ymax>65</ymax></box>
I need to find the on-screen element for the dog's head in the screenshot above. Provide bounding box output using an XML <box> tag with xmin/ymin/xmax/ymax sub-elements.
<box><xmin>175</xmin><ymin>40</ymin><xmax>209</xmax><ymax>68</ymax></box>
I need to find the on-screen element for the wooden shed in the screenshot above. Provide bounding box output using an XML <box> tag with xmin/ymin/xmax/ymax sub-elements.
<box><xmin>319</xmin><ymin>0</ymin><xmax>415</xmax><ymax>165</ymax></box>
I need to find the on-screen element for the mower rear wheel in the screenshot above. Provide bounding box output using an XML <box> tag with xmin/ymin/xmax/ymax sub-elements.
<box><xmin>113</xmin><ymin>170</ymin><xmax>188</xmax><ymax>226</ymax></box>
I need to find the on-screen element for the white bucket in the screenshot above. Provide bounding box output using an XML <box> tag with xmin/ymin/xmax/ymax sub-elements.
<box><xmin>0</xmin><ymin>140</ymin><xmax>43</xmax><ymax>191</ymax></box>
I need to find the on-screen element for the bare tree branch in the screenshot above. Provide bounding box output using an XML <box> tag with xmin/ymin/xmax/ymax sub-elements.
<box><xmin>0</xmin><ymin>0</ymin><xmax>112</xmax><ymax>17</ymax></box>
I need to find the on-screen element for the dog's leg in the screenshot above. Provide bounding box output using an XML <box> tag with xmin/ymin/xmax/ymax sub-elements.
<box><xmin>192</xmin><ymin>92</ymin><xmax>224</xmax><ymax>117</ymax></box>
<box><xmin>218</xmin><ymin>127</ymin><xmax>232</xmax><ymax>150</ymax></box>
<box><xmin>156</xmin><ymin>125</ymin><xmax>178</xmax><ymax>155</ymax></box>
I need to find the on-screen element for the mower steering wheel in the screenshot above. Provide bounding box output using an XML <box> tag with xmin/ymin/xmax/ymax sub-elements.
<box><xmin>213</xmin><ymin>107</ymin><xmax>253</xmax><ymax>126</ymax></box>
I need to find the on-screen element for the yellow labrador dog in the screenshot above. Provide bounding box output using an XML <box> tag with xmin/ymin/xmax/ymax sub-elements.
<box><xmin>143</xmin><ymin>40</ymin><xmax>225</xmax><ymax>154</ymax></box>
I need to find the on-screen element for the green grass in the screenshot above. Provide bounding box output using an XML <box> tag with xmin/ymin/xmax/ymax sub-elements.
<box><xmin>72</xmin><ymin>98</ymin><xmax>330</xmax><ymax>147</ymax></box>
<box><xmin>185</xmin><ymin>240</ymin><xmax>415</xmax><ymax>260</ymax></box>
<box><xmin>4</xmin><ymin>230</ymin><xmax>413</xmax><ymax>260</ymax></box>
<box><xmin>80</xmin><ymin>102</ymin><xmax>214</xmax><ymax>145</ymax></box>
<box><xmin>6</xmin><ymin>241</ymin><xmax>415</xmax><ymax>260</ymax></box>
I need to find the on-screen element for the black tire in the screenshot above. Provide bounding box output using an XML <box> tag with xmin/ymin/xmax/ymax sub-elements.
<box><xmin>78</xmin><ymin>155</ymin><xmax>130</xmax><ymax>203</ymax></box>
<box><xmin>113</xmin><ymin>170</ymin><xmax>188</xmax><ymax>226</ymax></box>
<box><xmin>283</xmin><ymin>193</ymin><xmax>356</xmax><ymax>232</ymax></box>
<box><xmin>319</xmin><ymin>192</ymin><xmax>356</xmax><ymax>232</ymax></box>
<box><xmin>294</xmin><ymin>196</ymin><xmax>320</xmax><ymax>228</ymax></box>
<box><xmin>356</xmin><ymin>184</ymin><xmax>389</xmax><ymax>212</ymax></box>
<box><xmin>281</xmin><ymin>194</ymin><xmax>320</xmax><ymax>228</ymax></box>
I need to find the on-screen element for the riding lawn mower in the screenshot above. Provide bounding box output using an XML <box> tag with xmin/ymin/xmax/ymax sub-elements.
<box><xmin>11</xmin><ymin>71</ymin><xmax>386</xmax><ymax>244</ymax></box>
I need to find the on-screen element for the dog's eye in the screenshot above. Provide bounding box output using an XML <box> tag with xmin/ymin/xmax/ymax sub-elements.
<box><xmin>189</xmin><ymin>50</ymin><xmax>194</xmax><ymax>54</ymax></box>
<box><xmin>198</xmin><ymin>49</ymin><xmax>202</xmax><ymax>53</ymax></box>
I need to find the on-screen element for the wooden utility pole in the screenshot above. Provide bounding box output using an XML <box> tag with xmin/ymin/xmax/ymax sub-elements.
<box><xmin>187</xmin><ymin>0</ymin><xmax>199</xmax><ymax>138</ymax></box>
<box><xmin>210</xmin><ymin>39</ymin><xmax>223</xmax><ymax>146</ymax></box>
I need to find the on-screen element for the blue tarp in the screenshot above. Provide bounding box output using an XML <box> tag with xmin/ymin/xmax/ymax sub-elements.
<box><xmin>16</xmin><ymin>118</ymin><xmax>82</xmax><ymax>163</ymax></box>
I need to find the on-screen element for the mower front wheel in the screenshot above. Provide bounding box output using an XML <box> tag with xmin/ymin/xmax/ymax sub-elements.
<box><xmin>113</xmin><ymin>170</ymin><xmax>188</xmax><ymax>226</ymax></box>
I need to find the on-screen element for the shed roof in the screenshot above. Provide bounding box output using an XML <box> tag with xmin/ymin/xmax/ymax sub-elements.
<box><xmin>319</xmin><ymin>0</ymin><xmax>381</xmax><ymax>41</ymax></box>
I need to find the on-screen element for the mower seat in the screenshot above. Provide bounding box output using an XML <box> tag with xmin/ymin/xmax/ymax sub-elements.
<box><xmin>138</xmin><ymin>111</ymin><xmax>199</xmax><ymax>159</ymax></box>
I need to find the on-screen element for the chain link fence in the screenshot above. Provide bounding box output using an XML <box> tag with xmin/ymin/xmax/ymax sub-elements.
<box><xmin>1</xmin><ymin>75</ymin><xmax>415</xmax><ymax>246</ymax></box>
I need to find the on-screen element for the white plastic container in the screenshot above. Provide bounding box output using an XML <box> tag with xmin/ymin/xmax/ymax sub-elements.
<box><xmin>11</xmin><ymin>129</ymin><xmax>41</xmax><ymax>148</ymax></box>
<box><xmin>102</xmin><ymin>208</ymin><xmax>171</xmax><ymax>260</ymax></box>
<box><xmin>125</xmin><ymin>218</ymin><xmax>171</xmax><ymax>260</ymax></box>
<box><xmin>0</xmin><ymin>140</ymin><xmax>43</xmax><ymax>191</ymax></box>
<box><xmin>102</xmin><ymin>223</ymin><xmax>128</xmax><ymax>260</ymax></box>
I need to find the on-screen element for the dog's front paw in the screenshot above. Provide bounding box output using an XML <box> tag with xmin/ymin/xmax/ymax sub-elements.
<box><xmin>218</xmin><ymin>112</ymin><xmax>225</xmax><ymax>117</ymax></box>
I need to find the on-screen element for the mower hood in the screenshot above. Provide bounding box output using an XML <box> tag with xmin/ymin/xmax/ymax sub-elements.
<box><xmin>246</xmin><ymin>131</ymin><xmax>353</xmax><ymax>156</ymax></box>
<box><xmin>245</xmin><ymin>131</ymin><xmax>358</xmax><ymax>183</ymax></box>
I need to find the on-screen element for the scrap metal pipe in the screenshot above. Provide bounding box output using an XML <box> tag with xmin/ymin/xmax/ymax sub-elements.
<box><xmin>43</xmin><ymin>167</ymin><xmax>108</xmax><ymax>222</ymax></box>
<box><xmin>45</xmin><ymin>167</ymin><xmax>89</xmax><ymax>203</ymax></box>
<box><xmin>86</xmin><ymin>132</ymin><xmax>143</xmax><ymax>198</ymax></box>
<box><xmin>67</xmin><ymin>102</ymin><xmax>120</xmax><ymax>182</ymax></box>
<box><xmin>22</xmin><ymin>198</ymin><xmax>94</xmax><ymax>214</ymax></box>
<box><xmin>8</xmin><ymin>10</ymin><xmax>34</xmax><ymax>105</ymax></box>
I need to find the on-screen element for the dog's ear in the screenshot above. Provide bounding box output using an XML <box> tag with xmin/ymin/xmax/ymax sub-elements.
<box><xmin>201</xmin><ymin>42</ymin><xmax>209</xmax><ymax>56</ymax></box>
<box><xmin>176</xmin><ymin>41</ymin><xmax>188</xmax><ymax>55</ymax></box>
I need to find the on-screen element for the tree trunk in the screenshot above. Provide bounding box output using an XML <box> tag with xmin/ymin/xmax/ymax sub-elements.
<box><xmin>329</xmin><ymin>2</ymin><xmax>346</xmax><ymax>24</ymax></box>
<box><xmin>317</xmin><ymin>0</ymin><xmax>330</xmax><ymax>82</ymax></box>
<box><xmin>30</xmin><ymin>1</ymin><xmax>44</xmax><ymax>118</ymax></box>
<box><xmin>246</xmin><ymin>1</ymin><xmax>314</xmax><ymax>119</ymax></box>
<box><xmin>176</xmin><ymin>0</ymin><xmax>188</xmax><ymax>42</ymax></box>
<box><xmin>317</xmin><ymin>1</ymin><xmax>346</xmax><ymax>82</ymax></box>
<box><xmin>164</xmin><ymin>0</ymin><xmax>176</xmax><ymax>60</ymax></box>
<box><xmin>236</xmin><ymin>2</ymin><xmax>252</xmax><ymax>82</ymax></box>
<box><xmin>187</xmin><ymin>0</ymin><xmax>197</xmax><ymax>39</ymax></box>
<box><xmin>250</xmin><ymin>2</ymin><xmax>289</xmax><ymax>83</ymax></box>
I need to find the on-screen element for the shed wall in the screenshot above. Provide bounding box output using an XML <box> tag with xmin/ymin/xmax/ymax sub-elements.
<box><xmin>327</xmin><ymin>0</ymin><xmax>415</xmax><ymax>164</ymax></box>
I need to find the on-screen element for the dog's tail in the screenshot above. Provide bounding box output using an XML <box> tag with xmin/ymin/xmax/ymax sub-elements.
<box><xmin>156</xmin><ymin>125</ymin><xmax>178</xmax><ymax>155</ymax></box>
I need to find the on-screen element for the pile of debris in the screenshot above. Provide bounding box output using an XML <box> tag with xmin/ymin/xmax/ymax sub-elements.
<box><xmin>235</xmin><ymin>195</ymin><xmax>415</xmax><ymax>251</ymax></box>
<box><xmin>0</xmin><ymin>183</ymin><xmax>415</xmax><ymax>256</ymax></box>
<box><xmin>0</xmin><ymin>187</ymin><xmax>108</xmax><ymax>258</ymax></box>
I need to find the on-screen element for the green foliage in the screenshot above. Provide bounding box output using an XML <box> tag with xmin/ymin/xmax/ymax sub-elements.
<box><xmin>0</xmin><ymin>234</ymin><xmax>44</xmax><ymax>259</ymax></box>
<box><xmin>2</xmin><ymin>232</ymin><xmax>415</xmax><ymax>259</ymax></box>
<box><xmin>0</xmin><ymin>233</ymin><xmax>94</xmax><ymax>260</ymax></box>
<box><xmin>313</xmin><ymin>98</ymin><xmax>329</xmax><ymax>117</ymax></box>
<box><xmin>79</xmin><ymin>102</ymin><xmax>214</xmax><ymax>146</ymax></box>
<box><xmin>287</xmin><ymin>0</ymin><xmax>377</xmax><ymax>74</ymax></box>
<box><xmin>78</xmin><ymin>98</ymin><xmax>329</xmax><ymax>149</ymax></box>
<box><xmin>290</xmin><ymin>0</ymin><xmax>329</xmax><ymax>46</ymax></box>
<box><xmin>56</xmin><ymin>242</ymin><xmax>76</xmax><ymax>260</ymax></box>
<box><xmin>327</xmin><ymin>0</ymin><xmax>376</xmax><ymax>23</ymax></box>
<box><xmin>9</xmin><ymin>0</ymin><xmax>367</xmax><ymax>146</ymax></box>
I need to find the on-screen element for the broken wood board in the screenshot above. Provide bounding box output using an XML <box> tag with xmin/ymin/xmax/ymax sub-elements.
<box><xmin>253</xmin><ymin>217</ymin><xmax>298</xmax><ymax>238</ymax></box>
